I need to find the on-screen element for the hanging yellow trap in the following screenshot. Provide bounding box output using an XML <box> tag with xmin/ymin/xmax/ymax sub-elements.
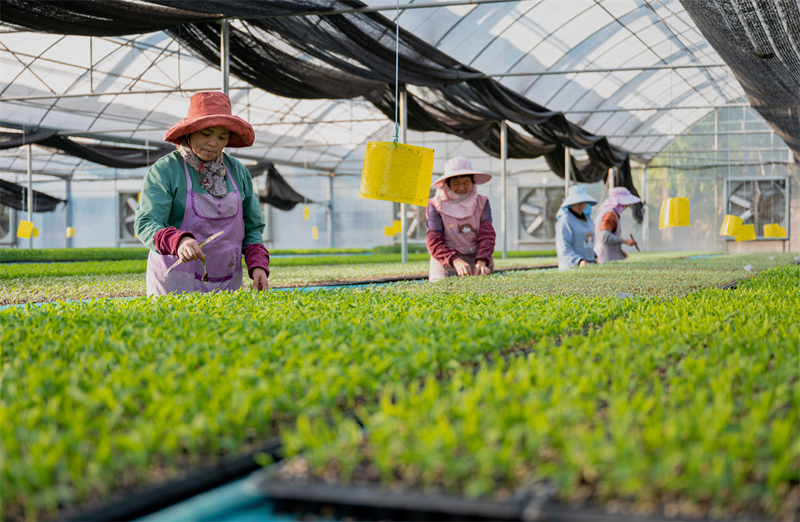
<box><xmin>312</xmin><ymin>226</ymin><xmax>319</xmax><ymax>240</ymax></box>
<box><xmin>719</xmin><ymin>214</ymin><xmax>743</xmax><ymax>237</ymax></box>
<box><xmin>763</xmin><ymin>223</ymin><xmax>786</xmax><ymax>239</ymax></box>
<box><xmin>384</xmin><ymin>220</ymin><xmax>402</xmax><ymax>237</ymax></box>
<box><xmin>303</xmin><ymin>204</ymin><xmax>310</xmax><ymax>221</ymax></box>
<box><xmin>658</xmin><ymin>197</ymin><xmax>690</xmax><ymax>230</ymax></box>
<box><xmin>734</xmin><ymin>223</ymin><xmax>756</xmax><ymax>242</ymax></box>
<box><xmin>17</xmin><ymin>220</ymin><xmax>34</xmax><ymax>238</ymax></box>
<box><xmin>360</xmin><ymin>142</ymin><xmax>434</xmax><ymax>207</ymax></box>
<box><xmin>32</xmin><ymin>227</ymin><xmax>39</xmax><ymax>238</ymax></box>
<box><xmin>66</xmin><ymin>227</ymin><xmax>75</xmax><ymax>238</ymax></box>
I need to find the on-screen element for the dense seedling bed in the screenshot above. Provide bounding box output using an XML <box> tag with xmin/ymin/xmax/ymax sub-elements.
<box><xmin>277</xmin><ymin>265</ymin><xmax>800</xmax><ymax>520</ymax></box>
<box><xmin>0</xmin><ymin>250</ymin><xmax>559</xmax><ymax>280</ymax></box>
<box><xmin>2</xmin><ymin>253</ymin><xmax>795</xmax><ymax>520</ymax></box>
<box><xmin>0</xmin><ymin>246</ymin><xmax>555</xmax><ymax>264</ymax></box>
<box><xmin>0</xmin><ymin>254</ymin><xmax>435</xmax><ymax>281</ymax></box>
<box><xmin>0</xmin><ymin>257</ymin><xmax>558</xmax><ymax>305</ymax></box>
<box><xmin>397</xmin><ymin>253</ymin><xmax>798</xmax><ymax>298</ymax></box>
<box><xmin>1</xmin><ymin>288</ymin><xmax>630</xmax><ymax>519</ymax></box>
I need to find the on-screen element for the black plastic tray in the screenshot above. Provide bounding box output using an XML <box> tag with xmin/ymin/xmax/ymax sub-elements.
<box><xmin>60</xmin><ymin>438</ymin><xmax>282</xmax><ymax>522</ymax></box>
<box><xmin>253</xmin><ymin>472</ymin><xmax>659</xmax><ymax>521</ymax></box>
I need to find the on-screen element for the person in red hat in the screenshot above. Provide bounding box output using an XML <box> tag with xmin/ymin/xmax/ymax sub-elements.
<box><xmin>426</xmin><ymin>156</ymin><xmax>496</xmax><ymax>281</ymax></box>
<box><xmin>135</xmin><ymin>91</ymin><xmax>270</xmax><ymax>295</ymax></box>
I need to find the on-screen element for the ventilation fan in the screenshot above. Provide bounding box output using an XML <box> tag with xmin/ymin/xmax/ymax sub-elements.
<box><xmin>118</xmin><ymin>192</ymin><xmax>139</xmax><ymax>242</ymax></box>
<box><xmin>518</xmin><ymin>187</ymin><xmax>562</xmax><ymax>241</ymax></box>
<box><xmin>727</xmin><ymin>179</ymin><xmax>787</xmax><ymax>235</ymax></box>
<box><xmin>0</xmin><ymin>203</ymin><xmax>13</xmax><ymax>244</ymax></box>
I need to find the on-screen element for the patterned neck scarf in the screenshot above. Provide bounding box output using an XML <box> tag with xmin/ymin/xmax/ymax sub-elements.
<box><xmin>178</xmin><ymin>141</ymin><xmax>228</xmax><ymax>198</ymax></box>
<box><xmin>432</xmin><ymin>185</ymin><xmax>478</xmax><ymax>219</ymax></box>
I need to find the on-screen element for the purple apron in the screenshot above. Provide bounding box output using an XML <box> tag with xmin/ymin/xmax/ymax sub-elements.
<box><xmin>146</xmin><ymin>161</ymin><xmax>244</xmax><ymax>295</ymax></box>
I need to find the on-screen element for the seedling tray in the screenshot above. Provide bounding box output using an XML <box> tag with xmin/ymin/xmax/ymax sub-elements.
<box><xmin>253</xmin><ymin>472</ymin><xmax>658</xmax><ymax>521</ymax></box>
<box><xmin>62</xmin><ymin>438</ymin><xmax>282</xmax><ymax>522</ymax></box>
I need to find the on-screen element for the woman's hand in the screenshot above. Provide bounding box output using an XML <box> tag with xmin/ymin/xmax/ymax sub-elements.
<box><xmin>475</xmin><ymin>259</ymin><xmax>492</xmax><ymax>276</ymax></box>
<box><xmin>453</xmin><ymin>257</ymin><xmax>472</xmax><ymax>276</ymax></box>
<box><xmin>579</xmin><ymin>259</ymin><xmax>588</xmax><ymax>267</ymax></box>
<box><xmin>177</xmin><ymin>236</ymin><xmax>206</xmax><ymax>263</ymax></box>
<box><xmin>251</xmin><ymin>268</ymin><xmax>269</xmax><ymax>291</ymax></box>
<box><xmin>622</xmin><ymin>237</ymin><xmax>637</xmax><ymax>247</ymax></box>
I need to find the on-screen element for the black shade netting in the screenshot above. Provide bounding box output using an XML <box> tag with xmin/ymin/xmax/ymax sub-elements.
<box><xmin>253</xmin><ymin>163</ymin><xmax>311</xmax><ymax>211</ymax></box>
<box><xmin>680</xmin><ymin>0</ymin><xmax>800</xmax><ymax>162</ymax></box>
<box><xmin>0</xmin><ymin>132</ymin><xmax>174</xmax><ymax>169</ymax></box>
<box><xmin>1</xmin><ymin>0</ymin><xmax>639</xmax><ymax>222</ymax></box>
<box><xmin>0</xmin><ymin>178</ymin><xmax>65</xmax><ymax>212</ymax></box>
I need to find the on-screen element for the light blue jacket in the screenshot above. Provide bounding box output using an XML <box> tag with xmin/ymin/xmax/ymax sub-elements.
<box><xmin>555</xmin><ymin>209</ymin><xmax>595</xmax><ymax>270</ymax></box>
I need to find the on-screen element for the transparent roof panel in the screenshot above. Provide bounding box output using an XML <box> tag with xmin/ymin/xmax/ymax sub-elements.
<box><xmin>0</xmin><ymin>0</ymin><xmax>751</xmax><ymax>181</ymax></box>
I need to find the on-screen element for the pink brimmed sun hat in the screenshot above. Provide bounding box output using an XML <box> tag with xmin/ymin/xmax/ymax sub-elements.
<box><xmin>164</xmin><ymin>92</ymin><xmax>254</xmax><ymax>148</ymax></box>
<box><xmin>432</xmin><ymin>156</ymin><xmax>493</xmax><ymax>188</ymax></box>
<box><xmin>607</xmin><ymin>186</ymin><xmax>641</xmax><ymax>206</ymax></box>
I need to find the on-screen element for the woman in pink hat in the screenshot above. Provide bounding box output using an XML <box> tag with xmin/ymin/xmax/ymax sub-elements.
<box><xmin>135</xmin><ymin>92</ymin><xmax>270</xmax><ymax>295</ymax></box>
<box><xmin>593</xmin><ymin>186</ymin><xmax>641</xmax><ymax>263</ymax></box>
<box><xmin>426</xmin><ymin>156</ymin><xmax>496</xmax><ymax>282</ymax></box>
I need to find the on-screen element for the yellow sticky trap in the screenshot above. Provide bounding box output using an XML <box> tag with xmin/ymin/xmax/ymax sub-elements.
<box><xmin>17</xmin><ymin>220</ymin><xmax>33</xmax><ymax>238</ymax></box>
<box><xmin>720</xmin><ymin>214</ymin><xmax>743</xmax><ymax>237</ymax></box>
<box><xmin>658</xmin><ymin>197</ymin><xmax>690</xmax><ymax>230</ymax></box>
<box><xmin>763</xmin><ymin>223</ymin><xmax>787</xmax><ymax>239</ymax></box>
<box><xmin>312</xmin><ymin>226</ymin><xmax>319</xmax><ymax>240</ymax></box>
<box><xmin>383</xmin><ymin>220</ymin><xmax>402</xmax><ymax>237</ymax></box>
<box><xmin>735</xmin><ymin>223</ymin><xmax>756</xmax><ymax>242</ymax></box>
<box><xmin>66</xmin><ymin>226</ymin><xmax>75</xmax><ymax>238</ymax></box>
<box><xmin>303</xmin><ymin>204</ymin><xmax>310</xmax><ymax>221</ymax></box>
<box><xmin>32</xmin><ymin>227</ymin><xmax>39</xmax><ymax>238</ymax></box>
<box><xmin>360</xmin><ymin>142</ymin><xmax>434</xmax><ymax>207</ymax></box>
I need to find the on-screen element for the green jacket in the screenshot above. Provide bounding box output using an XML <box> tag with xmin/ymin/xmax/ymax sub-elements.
<box><xmin>134</xmin><ymin>150</ymin><xmax>264</xmax><ymax>253</ymax></box>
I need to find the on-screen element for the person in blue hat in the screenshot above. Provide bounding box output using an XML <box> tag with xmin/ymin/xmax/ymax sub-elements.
<box><xmin>555</xmin><ymin>185</ymin><xmax>598</xmax><ymax>270</ymax></box>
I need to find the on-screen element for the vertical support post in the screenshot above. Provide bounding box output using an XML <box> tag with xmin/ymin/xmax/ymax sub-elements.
<box><xmin>327</xmin><ymin>172</ymin><xmax>334</xmax><ymax>249</ymax></box>
<box><xmin>714</xmin><ymin>110</ymin><xmax>720</xmax><ymax>251</ymax></box>
<box><xmin>500</xmin><ymin>120</ymin><xmax>508</xmax><ymax>259</ymax></box>
<box><xmin>399</xmin><ymin>86</ymin><xmax>408</xmax><ymax>263</ymax></box>
<box><xmin>607</xmin><ymin>167</ymin><xmax>615</xmax><ymax>189</ymax></box>
<box><xmin>27</xmin><ymin>144</ymin><xmax>33</xmax><ymax>249</ymax></box>
<box><xmin>220</xmin><ymin>19</ymin><xmax>230</xmax><ymax>95</ymax></box>
<box><xmin>65</xmin><ymin>177</ymin><xmax>73</xmax><ymax>248</ymax></box>
<box><xmin>642</xmin><ymin>166</ymin><xmax>649</xmax><ymax>252</ymax></box>
<box><xmin>564</xmin><ymin>146</ymin><xmax>570</xmax><ymax>197</ymax></box>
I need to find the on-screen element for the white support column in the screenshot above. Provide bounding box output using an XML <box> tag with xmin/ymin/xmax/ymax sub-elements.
<box><xmin>399</xmin><ymin>87</ymin><xmax>408</xmax><ymax>263</ymax></box>
<box><xmin>564</xmin><ymin>146</ymin><xmax>571</xmax><ymax>197</ymax></box>
<box><xmin>642</xmin><ymin>166</ymin><xmax>649</xmax><ymax>252</ymax></box>
<box><xmin>500</xmin><ymin>120</ymin><xmax>508</xmax><ymax>259</ymax></box>
<box><xmin>27</xmin><ymin>144</ymin><xmax>33</xmax><ymax>249</ymax></box>
<box><xmin>65</xmin><ymin>177</ymin><xmax>73</xmax><ymax>248</ymax></box>
<box><xmin>607</xmin><ymin>167</ymin><xmax>615</xmax><ymax>189</ymax></box>
<box><xmin>328</xmin><ymin>173</ymin><xmax>335</xmax><ymax>249</ymax></box>
<box><xmin>220</xmin><ymin>19</ymin><xmax>230</xmax><ymax>95</ymax></box>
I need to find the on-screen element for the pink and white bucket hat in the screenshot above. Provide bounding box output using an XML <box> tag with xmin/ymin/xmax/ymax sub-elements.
<box><xmin>431</xmin><ymin>156</ymin><xmax>493</xmax><ymax>188</ymax></box>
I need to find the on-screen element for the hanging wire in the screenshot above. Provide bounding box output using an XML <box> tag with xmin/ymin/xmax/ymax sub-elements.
<box><xmin>669</xmin><ymin>35</ymin><xmax>675</xmax><ymax>198</ymax></box>
<box><xmin>392</xmin><ymin>0</ymin><xmax>400</xmax><ymax>145</ymax></box>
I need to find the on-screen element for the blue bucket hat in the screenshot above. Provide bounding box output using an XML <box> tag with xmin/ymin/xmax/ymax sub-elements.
<box><xmin>561</xmin><ymin>185</ymin><xmax>597</xmax><ymax>208</ymax></box>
